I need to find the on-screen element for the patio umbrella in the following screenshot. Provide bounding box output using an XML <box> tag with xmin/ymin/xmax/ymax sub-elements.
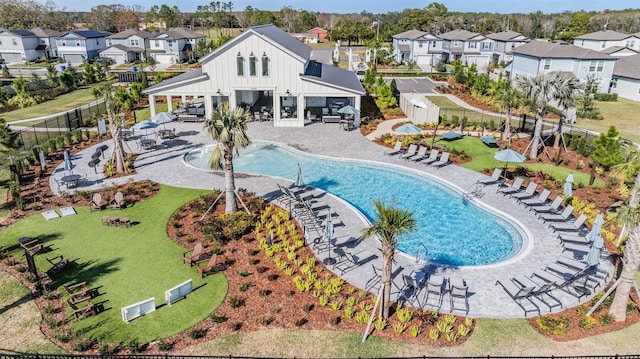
<box><xmin>131</xmin><ymin>120</ymin><xmax>159</xmax><ymax>136</ymax></box>
<box><xmin>564</xmin><ymin>172</ymin><xmax>574</xmax><ymax>197</ymax></box>
<box><xmin>151</xmin><ymin>112</ymin><xmax>177</xmax><ymax>125</ymax></box>
<box><xmin>323</xmin><ymin>208</ymin><xmax>336</xmax><ymax>265</ymax></box>
<box><xmin>294</xmin><ymin>163</ymin><xmax>304</xmax><ymax>187</ymax></box>
<box><xmin>395</xmin><ymin>123</ymin><xmax>423</xmax><ymax>135</ymax></box>
<box><xmin>63</xmin><ymin>150</ymin><xmax>74</xmax><ymax>172</ymax></box>
<box><xmin>441</xmin><ymin>131</ymin><xmax>462</xmax><ymax>141</ymax></box>
<box><xmin>337</xmin><ymin>105</ymin><xmax>358</xmax><ymax>115</ymax></box>
<box><xmin>585</xmin><ymin>233</ymin><xmax>605</xmax><ymax>268</ymax></box>
<box><xmin>494</xmin><ymin>148</ymin><xmax>526</xmax><ymax>178</ymax></box>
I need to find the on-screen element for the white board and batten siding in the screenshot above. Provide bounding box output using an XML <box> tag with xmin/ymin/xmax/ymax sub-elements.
<box><xmin>165</xmin><ymin>279</ymin><xmax>193</xmax><ymax>305</ymax></box>
<box><xmin>121</xmin><ymin>297</ymin><xmax>156</xmax><ymax>323</ymax></box>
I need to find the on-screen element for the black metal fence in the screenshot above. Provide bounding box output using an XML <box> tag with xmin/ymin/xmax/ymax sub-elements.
<box><xmin>14</xmin><ymin>101</ymin><xmax>107</xmax><ymax>152</ymax></box>
<box><xmin>1</xmin><ymin>353</ymin><xmax>640</xmax><ymax>359</ymax></box>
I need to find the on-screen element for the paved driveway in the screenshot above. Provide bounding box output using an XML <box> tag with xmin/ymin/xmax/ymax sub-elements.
<box><xmin>392</xmin><ymin>77</ymin><xmax>438</xmax><ymax>94</ymax></box>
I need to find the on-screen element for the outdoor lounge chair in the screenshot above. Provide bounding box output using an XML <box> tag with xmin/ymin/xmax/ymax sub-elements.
<box><xmin>421</xmin><ymin>149</ymin><xmax>441</xmax><ymax>165</ymax></box>
<box><xmin>512</xmin><ymin>275</ymin><xmax>562</xmax><ymax>311</ymax></box>
<box><xmin>333</xmin><ymin>249</ymin><xmax>377</xmax><ymax>275</ymax></box>
<box><xmin>511</xmin><ymin>182</ymin><xmax>539</xmax><ymax>201</ymax></box>
<box><xmin>540</xmin><ymin>205</ymin><xmax>574</xmax><ymax>222</ymax></box>
<box><xmin>424</xmin><ymin>274</ymin><xmax>445</xmax><ymax>309</ymax></box>
<box><xmin>549</xmin><ymin>214</ymin><xmax>588</xmax><ymax>232</ymax></box>
<box><xmin>448</xmin><ymin>277</ymin><xmax>469</xmax><ymax>314</ymax></box>
<box><xmin>531</xmin><ymin>196</ymin><xmax>563</xmax><ymax>214</ymax></box>
<box><xmin>478</xmin><ymin>168</ymin><xmax>502</xmax><ymax>185</ymax></box>
<box><xmin>197</xmin><ymin>254</ymin><xmax>223</xmax><ymax>278</ymax></box>
<box><xmin>384</xmin><ymin>141</ymin><xmax>404</xmax><ymax>156</ymax></box>
<box><xmin>562</xmin><ymin>242</ymin><xmax>591</xmax><ymax>255</ymax></box>
<box><xmin>497</xmin><ymin>177</ymin><xmax>524</xmax><ymax>196</ymax></box>
<box><xmin>399</xmin><ymin>144</ymin><xmax>418</xmax><ymax>159</ymax></box>
<box><xmin>495</xmin><ymin>279</ymin><xmax>539</xmax><ymax>316</ymax></box>
<box><xmin>182</xmin><ymin>242</ymin><xmax>211</xmax><ymax>266</ymax></box>
<box><xmin>63</xmin><ymin>282</ymin><xmax>92</xmax><ymax>305</ymax></box>
<box><xmin>559</xmin><ymin>233</ymin><xmax>590</xmax><ymax>245</ymax></box>
<box><xmin>67</xmin><ymin>298</ymin><xmax>95</xmax><ymax>320</ymax></box>
<box><xmin>406</xmin><ymin>146</ymin><xmax>427</xmax><ymax>161</ymax></box>
<box><xmin>432</xmin><ymin>152</ymin><xmax>450</xmax><ymax>167</ymax></box>
<box><xmin>109</xmin><ymin>191</ymin><xmax>125</xmax><ymax>209</ymax></box>
<box><xmin>531</xmin><ymin>269</ymin><xmax>589</xmax><ymax>300</ymax></box>
<box><xmin>46</xmin><ymin>255</ymin><xmax>69</xmax><ymax>275</ymax></box>
<box><xmin>90</xmin><ymin>193</ymin><xmax>105</xmax><ymax>211</ymax></box>
<box><xmin>520</xmin><ymin>189</ymin><xmax>551</xmax><ymax>207</ymax></box>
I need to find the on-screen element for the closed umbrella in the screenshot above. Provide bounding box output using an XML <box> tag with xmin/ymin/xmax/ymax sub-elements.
<box><xmin>63</xmin><ymin>150</ymin><xmax>74</xmax><ymax>172</ymax></box>
<box><xmin>564</xmin><ymin>172</ymin><xmax>574</xmax><ymax>197</ymax></box>
<box><xmin>323</xmin><ymin>208</ymin><xmax>336</xmax><ymax>265</ymax></box>
<box><xmin>585</xmin><ymin>234</ymin><xmax>605</xmax><ymax>268</ymax></box>
<box><xmin>587</xmin><ymin>213</ymin><xmax>604</xmax><ymax>243</ymax></box>
<box><xmin>493</xmin><ymin>148</ymin><xmax>526</xmax><ymax>177</ymax></box>
<box><xmin>294</xmin><ymin>163</ymin><xmax>304</xmax><ymax>188</ymax></box>
<box><xmin>38</xmin><ymin>150</ymin><xmax>46</xmax><ymax>171</ymax></box>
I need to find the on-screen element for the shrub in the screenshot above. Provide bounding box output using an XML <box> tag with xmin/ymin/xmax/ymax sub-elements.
<box><xmin>600</xmin><ymin>313</ymin><xmax>615</xmax><ymax>326</ymax></box>
<box><xmin>374</xmin><ymin>317</ymin><xmax>387</xmax><ymax>331</ymax></box>
<box><xmin>228</xmin><ymin>295</ymin><xmax>242</xmax><ymax>308</ymax></box>
<box><xmin>409</xmin><ymin>325</ymin><xmax>421</xmax><ymax>337</ymax></box>
<box><xmin>594</xmin><ymin>93</ymin><xmax>617</xmax><ymax>101</ymax></box>
<box><xmin>239</xmin><ymin>281</ymin><xmax>250</xmax><ymax>292</ymax></box>
<box><xmin>73</xmin><ymin>338</ymin><xmax>95</xmax><ymax>352</ymax></box>
<box><xmin>536</xmin><ymin>315</ymin><xmax>571</xmax><ymax>335</ymax></box>
<box><xmin>210</xmin><ymin>313</ymin><xmax>226</xmax><ymax>323</ymax></box>
<box><xmin>396</xmin><ymin>307</ymin><xmax>413</xmax><ymax>323</ymax></box>
<box><xmin>188</xmin><ymin>327</ymin><xmax>207</xmax><ymax>339</ymax></box>
<box><xmin>394</xmin><ymin>323</ymin><xmax>406</xmax><ymax>334</ymax></box>
<box><xmin>127</xmin><ymin>339</ymin><xmax>139</xmax><ymax>354</ymax></box>
<box><xmin>157</xmin><ymin>339</ymin><xmax>172</xmax><ymax>351</ymax></box>
<box><xmin>579</xmin><ymin>315</ymin><xmax>597</xmax><ymax>330</ymax></box>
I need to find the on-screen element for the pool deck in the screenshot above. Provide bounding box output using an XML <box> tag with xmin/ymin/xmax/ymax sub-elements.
<box><xmin>49</xmin><ymin>120</ymin><xmax>614</xmax><ymax>319</ymax></box>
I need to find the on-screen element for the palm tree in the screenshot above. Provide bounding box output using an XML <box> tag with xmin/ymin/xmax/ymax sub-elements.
<box><xmin>608</xmin><ymin>150</ymin><xmax>640</xmax><ymax>321</ymax></box>
<box><xmin>203</xmin><ymin>103</ymin><xmax>252</xmax><ymax>214</ymax></box>
<box><xmin>515</xmin><ymin>72</ymin><xmax>565</xmax><ymax>159</ymax></box>
<box><xmin>552</xmin><ymin>74</ymin><xmax>581</xmax><ymax>149</ymax></box>
<box><xmin>493</xmin><ymin>80</ymin><xmax>521</xmax><ymax>142</ymax></box>
<box><xmin>361</xmin><ymin>200</ymin><xmax>416</xmax><ymax>320</ymax></box>
<box><xmin>92</xmin><ymin>83</ymin><xmax>126</xmax><ymax>174</ymax></box>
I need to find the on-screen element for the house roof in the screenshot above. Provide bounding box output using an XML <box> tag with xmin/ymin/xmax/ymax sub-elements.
<box><xmin>514</xmin><ymin>40</ymin><xmax>613</xmax><ymax>60</ymax></box>
<box><xmin>486</xmin><ymin>30</ymin><xmax>526</xmax><ymax>41</ymax></box>
<box><xmin>30</xmin><ymin>28</ymin><xmax>62</xmax><ymax>38</ymax></box>
<box><xmin>300</xmin><ymin>60</ymin><xmax>365</xmax><ymax>95</ymax></box>
<box><xmin>60</xmin><ymin>30</ymin><xmax>111</xmax><ymax>39</ymax></box>
<box><xmin>574</xmin><ymin>30</ymin><xmax>634</xmax><ymax>41</ymax></box>
<box><xmin>392</xmin><ymin>29</ymin><xmax>428</xmax><ymax>40</ymax></box>
<box><xmin>439</xmin><ymin>29</ymin><xmax>482</xmax><ymax>41</ymax></box>
<box><xmin>145</xmin><ymin>68</ymin><xmax>207</xmax><ymax>93</ymax></box>
<box><xmin>307</xmin><ymin>27</ymin><xmax>327</xmax><ymax>33</ymax></box>
<box><xmin>108</xmin><ymin>29</ymin><xmax>154</xmax><ymax>39</ymax></box>
<box><xmin>600</xmin><ymin>46</ymin><xmax>639</xmax><ymax>55</ymax></box>
<box><xmin>100</xmin><ymin>44</ymin><xmax>142</xmax><ymax>53</ymax></box>
<box><xmin>3</xmin><ymin>29</ymin><xmax>36</xmax><ymax>37</ymax></box>
<box><xmin>613</xmin><ymin>54</ymin><xmax>640</xmax><ymax>80</ymax></box>
<box><xmin>252</xmin><ymin>24</ymin><xmax>311</xmax><ymax>60</ymax></box>
<box><xmin>153</xmin><ymin>27</ymin><xmax>203</xmax><ymax>40</ymax></box>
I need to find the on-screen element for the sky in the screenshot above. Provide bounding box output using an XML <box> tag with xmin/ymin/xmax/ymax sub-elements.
<box><xmin>54</xmin><ymin>0</ymin><xmax>634</xmax><ymax>14</ymax></box>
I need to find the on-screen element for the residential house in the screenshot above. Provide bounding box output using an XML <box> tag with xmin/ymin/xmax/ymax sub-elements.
<box><xmin>100</xmin><ymin>29</ymin><xmax>154</xmax><ymax>64</ymax></box>
<box><xmin>486</xmin><ymin>30</ymin><xmax>530</xmax><ymax>64</ymax></box>
<box><xmin>573</xmin><ymin>30</ymin><xmax>640</xmax><ymax>52</ymax></box>
<box><xmin>148</xmin><ymin>28</ymin><xmax>206</xmax><ymax>65</ymax></box>
<box><xmin>0</xmin><ymin>29</ymin><xmax>41</xmax><ymax>63</ymax></box>
<box><xmin>392</xmin><ymin>29</ymin><xmax>444</xmax><ymax>66</ymax></box>
<box><xmin>145</xmin><ymin>24</ymin><xmax>365</xmax><ymax>128</ymax></box>
<box><xmin>55</xmin><ymin>30</ymin><xmax>111</xmax><ymax>64</ymax></box>
<box><xmin>439</xmin><ymin>29</ymin><xmax>494</xmax><ymax>70</ymax></box>
<box><xmin>292</xmin><ymin>32</ymin><xmax>319</xmax><ymax>44</ymax></box>
<box><xmin>509</xmin><ymin>40</ymin><xmax>616</xmax><ymax>93</ymax></box>
<box><xmin>30</xmin><ymin>28</ymin><xmax>62</xmax><ymax>59</ymax></box>
<box><xmin>610</xmin><ymin>54</ymin><xmax>640</xmax><ymax>102</ymax></box>
<box><xmin>307</xmin><ymin>27</ymin><xmax>327</xmax><ymax>41</ymax></box>
<box><xmin>599</xmin><ymin>46</ymin><xmax>639</xmax><ymax>58</ymax></box>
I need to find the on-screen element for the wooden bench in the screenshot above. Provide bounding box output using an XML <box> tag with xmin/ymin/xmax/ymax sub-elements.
<box><xmin>67</xmin><ymin>298</ymin><xmax>95</xmax><ymax>320</ymax></box>
<box><xmin>63</xmin><ymin>282</ymin><xmax>92</xmax><ymax>304</ymax></box>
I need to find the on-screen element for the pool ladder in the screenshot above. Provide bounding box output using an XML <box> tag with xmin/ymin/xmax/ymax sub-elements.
<box><xmin>414</xmin><ymin>243</ymin><xmax>428</xmax><ymax>264</ymax></box>
<box><xmin>463</xmin><ymin>181</ymin><xmax>485</xmax><ymax>201</ymax></box>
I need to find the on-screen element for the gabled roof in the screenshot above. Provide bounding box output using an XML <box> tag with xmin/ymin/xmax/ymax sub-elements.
<box><xmin>600</xmin><ymin>46</ymin><xmax>639</xmax><ymax>55</ymax></box>
<box><xmin>108</xmin><ymin>29</ymin><xmax>154</xmax><ymax>39</ymax></box>
<box><xmin>153</xmin><ymin>27</ymin><xmax>203</xmax><ymax>40</ymax></box>
<box><xmin>100</xmin><ymin>44</ymin><xmax>140</xmax><ymax>53</ymax></box>
<box><xmin>2</xmin><ymin>29</ymin><xmax>36</xmax><ymax>37</ymax></box>
<box><xmin>300</xmin><ymin>60</ymin><xmax>365</xmax><ymax>95</ymax></box>
<box><xmin>439</xmin><ymin>29</ymin><xmax>483</xmax><ymax>41</ymax></box>
<box><xmin>613</xmin><ymin>54</ymin><xmax>640</xmax><ymax>80</ymax></box>
<box><xmin>253</xmin><ymin>24</ymin><xmax>310</xmax><ymax>60</ymax></box>
<box><xmin>574</xmin><ymin>30</ymin><xmax>635</xmax><ymax>41</ymax></box>
<box><xmin>59</xmin><ymin>30</ymin><xmax>111</xmax><ymax>39</ymax></box>
<box><xmin>486</xmin><ymin>30</ymin><xmax>527</xmax><ymax>42</ymax></box>
<box><xmin>30</xmin><ymin>28</ymin><xmax>62</xmax><ymax>38</ymax></box>
<box><xmin>307</xmin><ymin>27</ymin><xmax>327</xmax><ymax>33</ymax></box>
<box><xmin>392</xmin><ymin>29</ymin><xmax>429</xmax><ymax>40</ymax></box>
<box><xmin>514</xmin><ymin>40</ymin><xmax>613</xmax><ymax>60</ymax></box>
<box><xmin>144</xmin><ymin>68</ymin><xmax>208</xmax><ymax>94</ymax></box>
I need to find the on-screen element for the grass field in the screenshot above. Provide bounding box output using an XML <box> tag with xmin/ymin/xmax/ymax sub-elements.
<box><xmin>426</xmin><ymin>96</ymin><xmax>505</xmax><ymax>127</ymax></box>
<box><xmin>576</xmin><ymin>98</ymin><xmax>640</xmax><ymax>143</ymax></box>
<box><xmin>0</xmin><ymin>185</ymin><xmax>226</xmax><ymax>343</ymax></box>
<box><xmin>3</xmin><ymin>87</ymin><xmax>97</xmax><ymax>123</ymax></box>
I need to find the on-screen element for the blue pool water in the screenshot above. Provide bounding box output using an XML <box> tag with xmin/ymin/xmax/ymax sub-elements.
<box><xmin>185</xmin><ymin>142</ymin><xmax>523</xmax><ymax>266</ymax></box>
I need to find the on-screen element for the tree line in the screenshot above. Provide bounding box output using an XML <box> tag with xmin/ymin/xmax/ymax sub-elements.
<box><xmin>1</xmin><ymin>0</ymin><xmax>639</xmax><ymax>43</ymax></box>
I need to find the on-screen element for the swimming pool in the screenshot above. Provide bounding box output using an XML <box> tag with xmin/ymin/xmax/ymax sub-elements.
<box><xmin>184</xmin><ymin>141</ymin><xmax>524</xmax><ymax>266</ymax></box>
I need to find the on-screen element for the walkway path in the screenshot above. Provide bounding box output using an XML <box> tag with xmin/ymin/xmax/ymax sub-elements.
<box><xmin>48</xmin><ymin>120</ymin><xmax>613</xmax><ymax>319</ymax></box>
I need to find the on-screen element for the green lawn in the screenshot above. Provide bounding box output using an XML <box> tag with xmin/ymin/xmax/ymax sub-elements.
<box><xmin>576</xmin><ymin>98</ymin><xmax>640</xmax><ymax>143</ymax></box>
<box><xmin>438</xmin><ymin>136</ymin><xmax>604</xmax><ymax>187</ymax></box>
<box><xmin>426</xmin><ymin>96</ymin><xmax>505</xmax><ymax>126</ymax></box>
<box><xmin>3</xmin><ymin>87</ymin><xmax>97</xmax><ymax>123</ymax></box>
<box><xmin>0</xmin><ymin>185</ymin><xmax>227</xmax><ymax>343</ymax></box>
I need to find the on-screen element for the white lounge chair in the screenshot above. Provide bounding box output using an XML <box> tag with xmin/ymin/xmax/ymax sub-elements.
<box><xmin>399</xmin><ymin>144</ymin><xmax>418</xmax><ymax>159</ymax></box>
<box><xmin>550</xmin><ymin>214</ymin><xmax>588</xmax><ymax>232</ymax></box>
<box><xmin>497</xmin><ymin>177</ymin><xmax>524</xmax><ymax>196</ymax></box>
<box><xmin>407</xmin><ymin>146</ymin><xmax>427</xmax><ymax>161</ymax></box>
<box><xmin>478</xmin><ymin>168</ymin><xmax>502</xmax><ymax>185</ymax></box>
<box><xmin>421</xmin><ymin>149</ymin><xmax>440</xmax><ymax>165</ymax></box>
<box><xmin>511</xmin><ymin>182</ymin><xmax>539</xmax><ymax>201</ymax></box>
<box><xmin>432</xmin><ymin>152</ymin><xmax>450</xmax><ymax>167</ymax></box>
<box><xmin>384</xmin><ymin>141</ymin><xmax>403</xmax><ymax>156</ymax></box>
<box><xmin>520</xmin><ymin>189</ymin><xmax>550</xmax><ymax>207</ymax></box>
<box><xmin>540</xmin><ymin>205</ymin><xmax>574</xmax><ymax>222</ymax></box>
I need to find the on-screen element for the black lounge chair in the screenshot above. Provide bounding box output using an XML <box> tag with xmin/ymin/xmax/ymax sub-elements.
<box><xmin>496</xmin><ymin>279</ymin><xmax>539</xmax><ymax>316</ymax></box>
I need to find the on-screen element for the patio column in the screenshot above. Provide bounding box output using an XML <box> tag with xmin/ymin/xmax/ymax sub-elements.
<box><xmin>205</xmin><ymin>95</ymin><xmax>214</xmax><ymax>120</ymax></box>
<box><xmin>353</xmin><ymin>95</ymin><xmax>361</xmax><ymax>111</ymax></box>
<box><xmin>167</xmin><ymin>95</ymin><xmax>174</xmax><ymax>112</ymax></box>
<box><xmin>149</xmin><ymin>95</ymin><xmax>157</xmax><ymax>117</ymax></box>
<box><xmin>181</xmin><ymin>95</ymin><xmax>186</xmax><ymax>104</ymax></box>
